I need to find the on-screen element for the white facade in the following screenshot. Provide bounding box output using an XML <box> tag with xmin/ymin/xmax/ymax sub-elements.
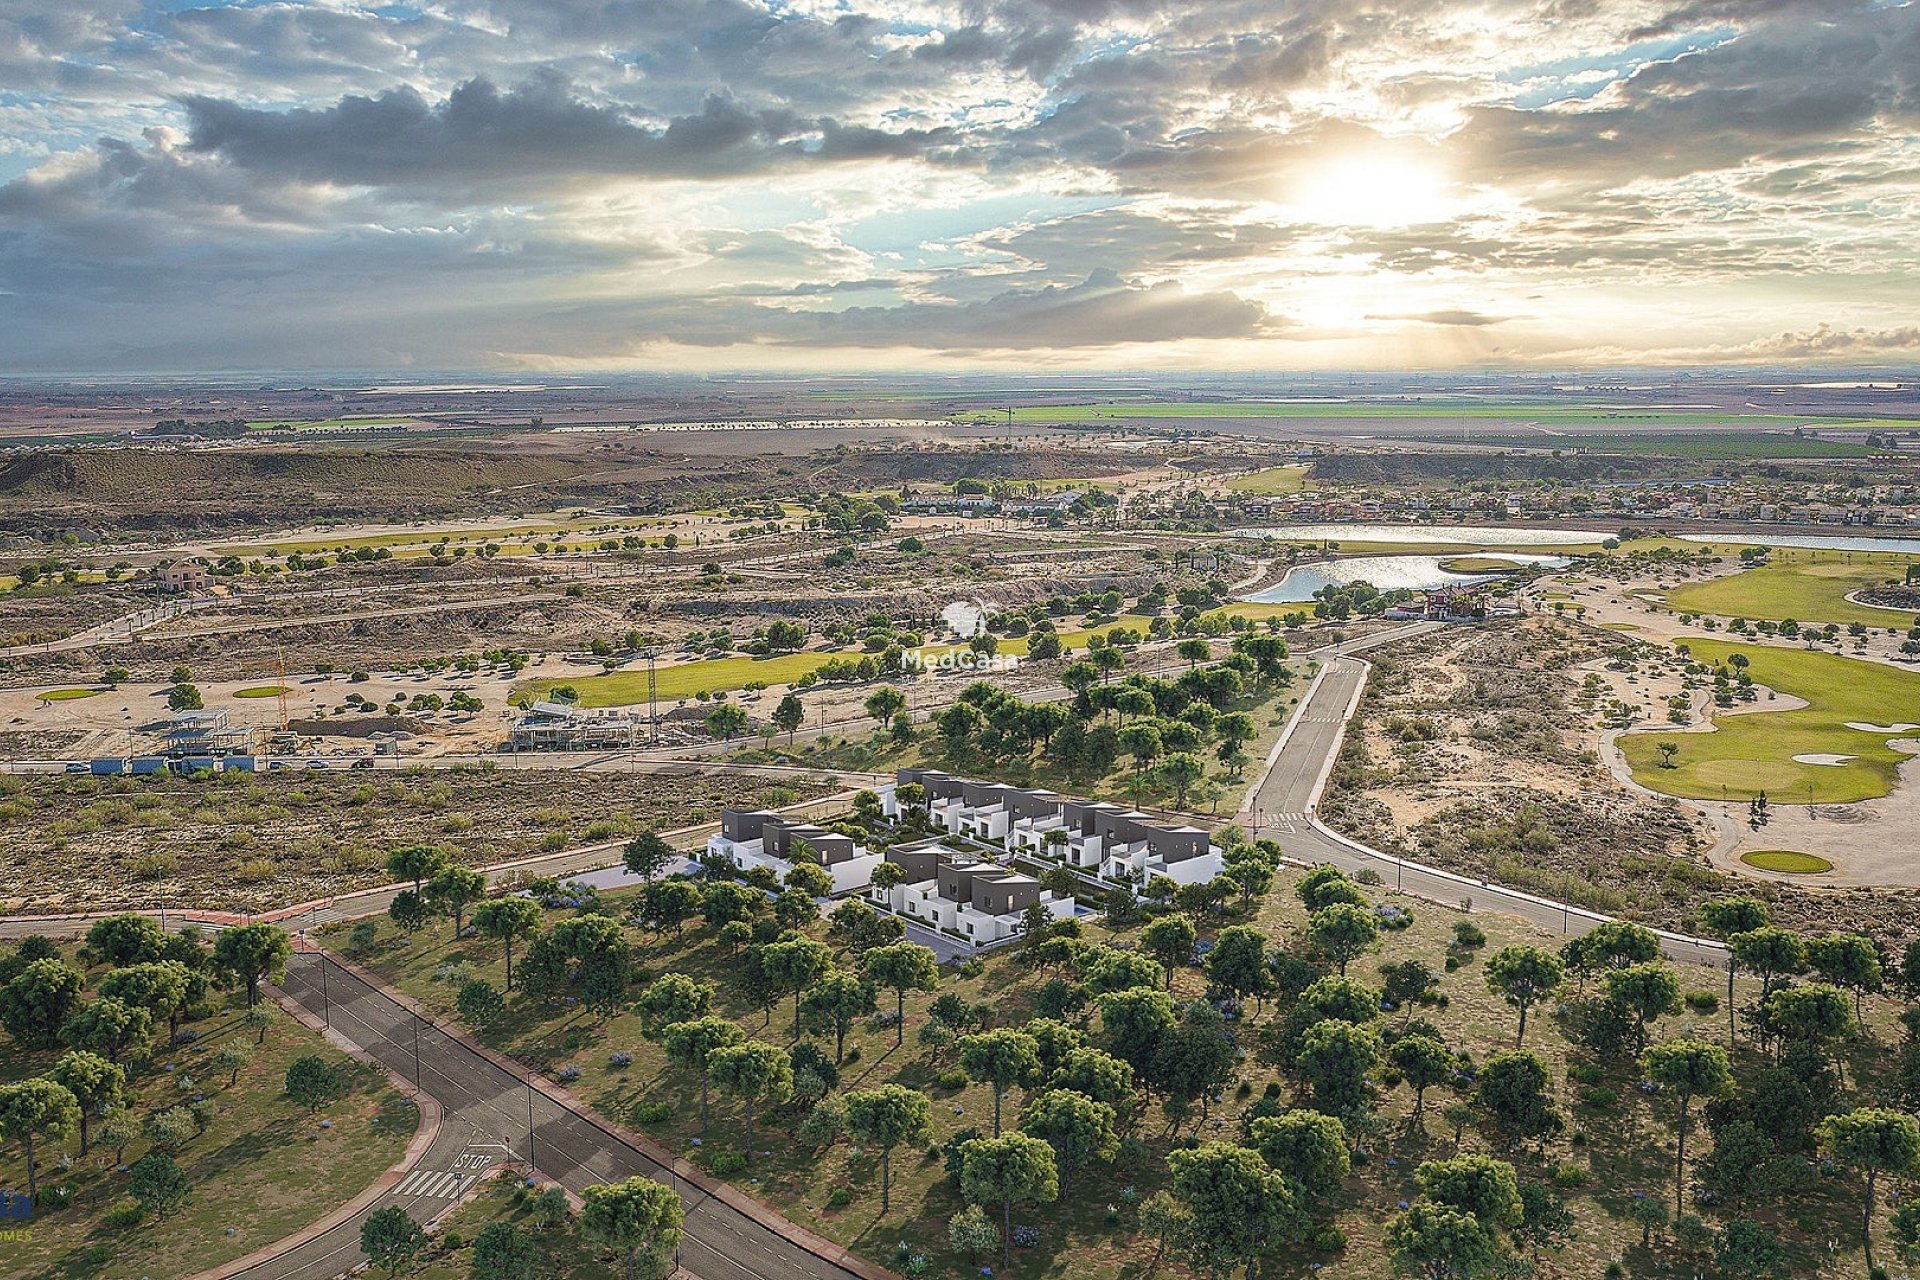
<box><xmin>704</xmin><ymin>832</ymin><xmax>881</xmax><ymax>895</ymax></box>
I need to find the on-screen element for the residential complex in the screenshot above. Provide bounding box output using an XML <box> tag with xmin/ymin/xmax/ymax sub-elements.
<box><xmin>864</xmin><ymin>840</ymin><xmax>1077</xmax><ymax>944</ymax></box>
<box><xmin>706</xmin><ymin>808</ymin><xmax>882</xmax><ymax>895</ymax></box>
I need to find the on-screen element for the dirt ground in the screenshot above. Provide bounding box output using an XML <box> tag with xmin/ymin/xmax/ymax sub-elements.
<box><xmin>0</xmin><ymin>767</ymin><xmax>835</xmax><ymax>914</ymax></box>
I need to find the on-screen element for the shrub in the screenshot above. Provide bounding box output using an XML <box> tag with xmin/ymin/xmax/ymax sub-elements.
<box><xmin>825</xmin><ymin>1187</ymin><xmax>853</xmax><ymax>1209</ymax></box>
<box><xmin>1452</xmin><ymin>921</ymin><xmax>1486</xmax><ymax>948</ymax></box>
<box><xmin>104</xmin><ymin>1201</ymin><xmax>144</xmax><ymax>1229</ymax></box>
<box><xmin>707</xmin><ymin>1150</ymin><xmax>748</xmax><ymax>1177</ymax></box>
<box><xmin>935</xmin><ymin>1068</ymin><xmax>968</xmax><ymax>1090</ymax></box>
<box><xmin>1551</xmin><ymin>1163</ymin><xmax>1590</xmax><ymax>1189</ymax></box>
<box><xmin>35</xmin><ymin>1183</ymin><xmax>75</xmax><ymax>1210</ymax></box>
<box><xmin>1683</xmin><ymin>990</ymin><xmax>1720</xmax><ymax>1013</ymax></box>
<box><xmin>634</xmin><ymin>1102</ymin><xmax>672</xmax><ymax>1124</ymax></box>
<box><xmin>609</xmin><ymin>1050</ymin><xmax>633</xmax><ymax>1069</ymax></box>
<box><xmin>554</xmin><ymin>1064</ymin><xmax>582</xmax><ymax>1084</ymax></box>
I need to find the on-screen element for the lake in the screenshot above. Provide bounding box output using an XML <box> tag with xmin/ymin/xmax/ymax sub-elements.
<box><xmin>1236</xmin><ymin>523</ymin><xmax>1606</xmax><ymax>547</ymax></box>
<box><xmin>1680</xmin><ymin>532</ymin><xmax>1920</xmax><ymax>555</ymax></box>
<box><xmin>1244</xmin><ymin>553</ymin><xmax>1572</xmax><ymax>604</ymax></box>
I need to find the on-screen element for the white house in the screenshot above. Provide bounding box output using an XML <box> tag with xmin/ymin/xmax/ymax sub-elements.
<box><xmin>865</xmin><ymin>841</ymin><xmax>1076</xmax><ymax>945</ymax></box>
<box><xmin>707</xmin><ymin>809</ymin><xmax>881</xmax><ymax>895</ymax></box>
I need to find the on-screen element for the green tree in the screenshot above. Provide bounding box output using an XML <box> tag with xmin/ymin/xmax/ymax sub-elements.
<box><xmin>470</xmin><ymin>1220</ymin><xmax>540</xmax><ymax>1280</ymax></box>
<box><xmin>1140</xmin><ymin>914</ymin><xmax>1197</xmax><ymax>988</ymax></box>
<box><xmin>385</xmin><ymin>844</ymin><xmax>449</xmax><ymax>895</ymax></box>
<box><xmin>1641</xmin><ymin>1040</ymin><xmax>1735</xmax><ymax>1215</ymax></box>
<box><xmin>1474</xmin><ymin>1051</ymin><xmax>1561</xmax><ymax>1147</ymax></box>
<box><xmin>1168</xmin><ymin>1140</ymin><xmax>1303</xmax><ymax>1280</ymax></box>
<box><xmin>1414</xmin><ymin>1155</ymin><xmax>1523</xmax><ymax>1229</ymax></box>
<box><xmin>579</xmin><ymin>1175</ymin><xmax>685</xmax><ymax>1280</ymax></box>
<box><xmin>705</xmin><ymin>703</ymin><xmax>748</xmax><ymax>741</ymax></box>
<box><xmin>1249</xmin><ymin>1110</ymin><xmax>1350</xmax><ymax>1210</ymax></box>
<box><xmin>771</xmin><ymin>693</ymin><xmax>805</xmax><ymax>744</ymax></box>
<box><xmin>1807</xmin><ymin>931</ymin><xmax>1883</xmax><ymax>1019</ymax></box>
<box><xmin>1385</xmin><ymin>1201</ymin><xmax>1502</xmax><ymax>1280</ymax></box>
<box><xmin>473</xmin><ymin>896</ymin><xmax>544</xmax><ymax>990</ymax></box>
<box><xmin>1295</xmin><ymin>1019</ymin><xmax>1381</xmax><ymax>1121</ymax></box>
<box><xmin>1159</xmin><ymin>752</ymin><xmax>1205</xmax><ymax>809</ymax></box>
<box><xmin>212</xmin><ymin>922</ymin><xmax>293</xmax><ymax>1007</ymax></box>
<box><xmin>846</xmin><ymin>1084</ymin><xmax>936</xmax><ymax>1212</ymax></box>
<box><xmin>802</xmin><ymin>968</ymin><xmax>877</xmax><ymax>1062</ymax></box>
<box><xmin>1483</xmin><ymin>945</ymin><xmax>1563</xmax><ymax>1046</ymax></box>
<box><xmin>1698</xmin><ymin>896</ymin><xmax>1769</xmax><ymax>1042</ymax></box>
<box><xmin>0</xmin><ymin>957</ymin><xmax>85</xmax><ymax>1049</ymax></box>
<box><xmin>1762</xmin><ymin>982</ymin><xmax>1852</xmax><ymax>1053</ymax></box>
<box><xmin>662</xmin><ymin>1017</ymin><xmax>745</xmax><ymax>1133</ymax></box>
<box><xmin>85</xmin><ymin>913</ymin><xmax>170</xmax><ymax>966</ymax></box>
<box><xmin>426</xmin><ymin>865</ymin><xmax>487</xmax><ymax>936</ymax></box>
<box><xmin>864</xmin><ymin>686</ymin><xmax>907</xmax><ymax>727</ymax></box>
<box><xmin>62</xmin><ymin>996</ymin><xmax>152</xmax><ymax>1063</ymax></box>
<box><xmin>861</xmin><ymin>941</ymin><xmax>940</xmax><ymax>1046</ymax></box>
<box><xmin>209</xmin><ymin>1039</ymin><xmax>252</xmax><ymax>1087</ymax></box>
<box><xmin>640</xmin><ymin>879</ymin><xmax>704</xmax><ymax>938</ymax></box>
<box><xmin>708</xmin><ymin>1040</ymin><xmax>792</xmax><ymax>1168</ymax></box>
<box><xmin>1819</xmin><ymin>1107</ymin><xmax>1920</xmax><ymax>1270</ymax></box>
<box><xmin>98</xmin><ymin>959</ymin><xmax>195</xmax><ymax>1040</ymax></box>
<box><xmin>959</xmin><ymin>1028</ymin><xmax>1043</xmax><ymax>1135</ymax></box>
<box><xmin>635</xmin><ymin>973</ymin><xmax>715</xmax><ymax>1038</ymax></box>
<box><xmin>0</xmin><ymin>1078</ymin><xmax>78</xmax><ymax>1196</ymax></box>
<box><xmin>1604</xmin><ymin>962</ymin><xmax>1680</xmax><ymax>1051</ymax></box>
<box><xmin>1021</xmin><ymin>1088</ymin><xmax>1118</xmax><ymax>1194</ymax></box>
<box><xmin>128</xmin><ymin>1151</ymin><xmax>192</xmax><ymax>1218</ymax></box>
<box><xmin>1206</xmin><ymin>926</ymin><xmax>1270</xmax><ymax>1009</ymax></box>
<box><xmin>621</xmin><ymin>831</ymin><xmax>675</xmax><ymax>884</ymax></box>
<box><xmin>389</xmin><ymin>890</ymin><xmax>430</xmax><ymax>935</ymax></box>
<box><xmin>284</xmin><ymin>1054</ymin><xmax>344</xmax><ymax>1113</ymax></box>
<box><xmin>47</xmin><ymin>1049</ymin><xmax>123</xmax><ymax>1156</ymax></box>
<box><xmin>960</xmin><ymin>1133</ymin><xmax>1061</xmax><ymax>1273</ymax></box>
<box><xmin>1729</xmin><ymin>927</ymin><xmax>1806</xmax><ymax>1004</ymax></box>
<box><xmin>361</xmin><ymin>1204</ymin><xmax>427</xmax><ymax>1277</ymax></box>
<box><xmin>761</xmin><ymin>936</ymin><xmax>833</xmax><ymax>1039</ymax></box>
<box><xmin>1388</xmin><ymin>1035</ymin><xmax>1455</xmax><ymax>1123</ymax></box>
<box><xmin>949</xmin><ymin>1203</ymin><xmax>1001</xmax><ymax>1264</ymax></box>
<box><xmin>1307</xmin><ymin>902</ymin><xmax>1379</xmax><ymax>976</ymax></box>
<box><xmin>457</xmin><ymin>979</ymin><xmax>506</xmax><ymax>1029</ymax></box>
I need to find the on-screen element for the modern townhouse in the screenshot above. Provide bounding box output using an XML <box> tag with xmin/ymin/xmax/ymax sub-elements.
<box><xmin>883</xmin><ymin>767</ymin><xmax>1226</xmax><ymax>888</ymax></box>
<box><xmin>706</xmin><ymin>808</ymin><xmax>881</xmax><ymax>894</ymax></box>
<box><xmin>864</xmin><ymin>840</ymin><xmax>1077</xmax><ymax>945</ymax></box>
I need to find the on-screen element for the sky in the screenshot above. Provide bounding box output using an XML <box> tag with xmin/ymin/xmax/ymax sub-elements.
<box><xmin>0</xmin><ymin>0</ymin><xmax>1915</xmax><ymax>373</ymax></box>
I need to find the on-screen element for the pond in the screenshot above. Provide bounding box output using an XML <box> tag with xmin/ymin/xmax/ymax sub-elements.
<box><xmin>1235</xmin><ymin>523</ymin><xmax>1606</xmax><ymax>547</ymax></box>
<box><xmin>1244</xmin><ymin>553</ymin><xmax>1572</xmax><ymax>604</ymax></box>
<box><xmin>1679</xmin><ymin>532</ymin><xmax>1920</xmax><ymax>555</ymax></box>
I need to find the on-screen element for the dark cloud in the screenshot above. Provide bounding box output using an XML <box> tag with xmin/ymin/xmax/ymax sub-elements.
<box><xmin>179</xmin><ymin>74</ymin><xmax>962</xmax><ymax>194</ymax></box>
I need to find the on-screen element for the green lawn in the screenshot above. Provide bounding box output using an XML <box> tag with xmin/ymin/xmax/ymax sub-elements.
<box><xmin>1620</xmin><ymin>641</ymin><xmax>1920</xmax><ymax>803</ymax></box>
<box><xmin>1223</xmin><ymin>466</ymin><xmax>1309</xmax><ymax>494</ymax></box>
<box><xmin>517</xmin><ymin>651</ymin><xmax>843</xmax><ymax>707</ymax></box>
<box><xmin>1663</xmin><ymin>552</ymin><xmax>1920</xmax><ymax>627</ymax></box>
<box><xmin>232</xmin><ymin>685</ymin><xmax>286</xmax><ymax>699</ymax></box>
<box><xmin>35</xmin><ymin>687</ymin><xmax>102</xmax><ymax>701</ymax></box>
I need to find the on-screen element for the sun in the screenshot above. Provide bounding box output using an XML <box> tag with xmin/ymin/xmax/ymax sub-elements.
<box><xmin>1285</xmin><ymin>151</ymin><xmax>1457</xmax><ymax>228</ymax></box>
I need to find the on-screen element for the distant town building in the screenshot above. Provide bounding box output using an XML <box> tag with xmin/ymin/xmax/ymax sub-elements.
<box><xmin>154</xmin><ymin>562</ymin><xmax>213</xmax><ymax>593</ymax></box>
<box><xmin>162</xmin><ymin>709</ymin><xmax>253</xmax><ymax>758</ymax></box>
<box><xmin>506</xmin><ymin>701</ymin><xmax>640</xmax><ymax>751</ymax></box>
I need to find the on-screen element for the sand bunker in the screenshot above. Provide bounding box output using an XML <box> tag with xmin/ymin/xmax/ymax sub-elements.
<box><xmin>1792</xmin><ymin>753</ymin><xmax>1855</xmax><ymax>766</ymax></box>
<box><xmin>1847</xmin><ymin>722</ymin><xmax>1920</xmax><ymax>733</ymax></box>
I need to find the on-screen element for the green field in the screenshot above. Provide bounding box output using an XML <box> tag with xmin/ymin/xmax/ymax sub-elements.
<box><xmin>1223</xmin><ymin>465</ymin><xmax>1310</xmax><ymax>494</ymax></box>
<box><xmin>1621</xmin><ymin>641</ymin><xmax>1920</xmax><ymax>803</ymax></box>
<box><xmin>1437</xmin><ymin>556</ymin><xmax>1527</xmax><ymax>573</ymax></box>
<box><xmin>233</xmin><ymin>684</ymin><xmax>286</xmax><ymax>698</ymax></box>
<box><xmin>1406</xmin><ymin>430</ymin><xmax>1879</xmax><ymax>459</ymax></box>
<box><xmin>976</xmin><ymin>400</ymin><xmax>1830</xmax><ymax>425</ymax></box>
<box><xmin>1663</xmin><ymin>551</ymin><xmax>1920</xmax><ymax>626</ymax></box>
<box><xmin>1741</xmin><ymin>849</ymin><xmax>1835</xmax><ymax>874</ymax></box>
<box><xmin>35</xmin><ymin>687</ymin><xmax>102</xmax><ymax>701</ymax></box>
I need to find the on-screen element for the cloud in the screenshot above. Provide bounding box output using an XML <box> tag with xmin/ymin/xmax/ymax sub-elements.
<box><xmin>179</xmin><ymin>74</ymin><xmax>963</xmax><ymax>196</ymax></box>
<box><xmin>1366</xmin><ymin>310</ymin><xmax>1513</xmax><ymax>327</ymax></box>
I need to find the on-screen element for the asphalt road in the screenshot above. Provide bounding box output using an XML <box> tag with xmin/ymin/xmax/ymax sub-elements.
<box><xmin>262</xmin><ymin>953</ymin><xmax>870</xmax><ymax>1280</ymax></box>
<box><xmin>1243</xmin><ymin>628</ymin><xmax>1729</xmax><ymax>970</ymax></box>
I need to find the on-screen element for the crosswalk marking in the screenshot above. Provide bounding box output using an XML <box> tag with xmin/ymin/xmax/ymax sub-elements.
<box><xmin>394</xmin><ymin>1169</ymin><xmax>473</xmax><ymax>1199</ymax></box>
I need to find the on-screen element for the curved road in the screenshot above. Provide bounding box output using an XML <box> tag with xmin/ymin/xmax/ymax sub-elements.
<box><xmin>1242</xmin><ymin>627</ymin><xmax>1728</xmax><ymax>969</ymax></box>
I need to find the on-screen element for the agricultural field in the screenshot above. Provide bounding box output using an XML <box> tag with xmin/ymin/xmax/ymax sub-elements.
<box><xmin>0</xmin><ymin>938</ymin><xmax>413</xmax><ymax>1280</ymax></box>
<box><xmin>1222</xmin><ymin>465</ymin><xmax>1310</xmax><ymax>494</ymax></box>
<box><xmin>0</xmin><ymin>769</ymin><xmax>833</xmax><ymax>914</ymax></box>
<box><xmin>1663</xmin><ymin>551</ymin><xmax>1920</xmax><ymax>627</ymax></box>
<box><xmin>1621</xmin><ymin>641</ymin><xmax>1920</xmax><ymax>805</ymax></box>
<box><xmin>322</xmin><ymin>837</ymin><xmax>1917</xmax><ymax>1280</ymax></box>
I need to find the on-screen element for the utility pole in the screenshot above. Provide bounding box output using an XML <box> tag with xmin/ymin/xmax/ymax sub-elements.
<box><xmin>526</xmin><ymin>1069</ymin><xmax>537</xmax><ymax>1169</ymax></box>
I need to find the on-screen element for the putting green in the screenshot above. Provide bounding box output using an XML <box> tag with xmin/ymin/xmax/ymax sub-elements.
<box><xmin>233</xmin><ymin>685</ymin><xmax>288</xmax><ymax>698</ymax></box>
<box><xmin>1664</xmin><ymin>551</ymin><xmax>1920</xmax><ymax>627</ymax></box>
<box><xmin>1621</xmin><ymin>641</ymin><xmax>1920</xmax><ymax>804</ymax></box>
<box><xmin>36</xmin><ymin>687</ymin><xmax>101</xmax><ymax>701</ymax></box>
<box><xmin>1741</xmin><ymin>850</ymin><xmax>1834</xmax><ymax>874</ymax></box>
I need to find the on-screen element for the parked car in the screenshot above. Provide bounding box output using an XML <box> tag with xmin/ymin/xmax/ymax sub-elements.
<box><xmin>64</xmin><ymin>761</ymin><xmax>89</xmax><ymax>774</ymax></box>
<box><xmin>349</xmin><ymin>758</ymin><xmax>374</xmax><ymax>770</ymax></box>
